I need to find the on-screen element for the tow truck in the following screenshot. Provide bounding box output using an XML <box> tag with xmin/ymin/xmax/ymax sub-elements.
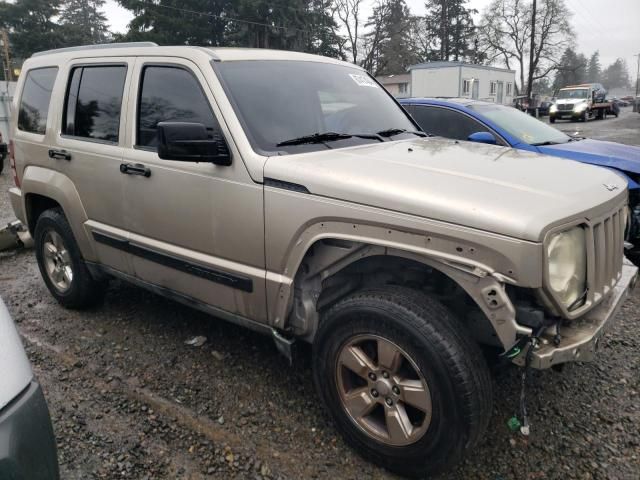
<box><xmin>550</xmin><ymin>84</ymin><xmax>611</xmax><ymax>122</ymax></box>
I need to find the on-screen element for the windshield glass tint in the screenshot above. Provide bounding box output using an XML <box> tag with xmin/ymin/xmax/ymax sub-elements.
<box><xmin>470</xmin><ymin>104</ymin><xmax>569</xmax><ymax>145</ymax></box>
<box><xmin>557</xmin><ymin>89</ymin><xmax>588</xmax><ymax>99</ymax></box>
<box><xmin>215</xmin><ymin>60</ymin><xmax>415</xmax><ymax>154</ymax></box>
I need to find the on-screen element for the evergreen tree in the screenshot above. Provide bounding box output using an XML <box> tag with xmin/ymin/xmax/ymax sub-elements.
<box><xmin>362</xmin><ymin>0</ymin><xmax>419</xmax><ymax>75</ymax></box>
<box><xmin>424</xmin><ymin>0</ymin><xmax>477</xmax><ymax>62</ymax></box>
<box><xmin>0</xmin><ymin>0</ymin><xmax>63</xmax><ymax>60</ymax></box>
<box><xmin>602</xmin><ymin>58</ymin><xmax>631</xmax><ymax>90</ymax></box>
<box><xmin>552</xmin><ymin>48</ymin><xmax>588</xmax><ymax>91</ymax></box>
<box><xmin>116</xmin><ymin>0</ymin><xmax>230</xmax><ymax>46</ymax></box>
<box><xmin>60</xmin><ymin>0</ymin><xmax>111</xmax><ymax>46</ymax></box>
<box><xmin>586</xmin><ymin>51</ymin><xmax>601</xmax><ymax>82</ymax></box>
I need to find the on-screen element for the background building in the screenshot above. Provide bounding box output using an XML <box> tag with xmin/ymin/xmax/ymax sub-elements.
<box><xmin>378</xmin><ymin>62</ymin><xmax>516</xmax><ymax>105</ymax></box>
<box><xmin>376</xmin><ymin>74</ymin><xmax>411</xmax><ymax>98</ymax></box>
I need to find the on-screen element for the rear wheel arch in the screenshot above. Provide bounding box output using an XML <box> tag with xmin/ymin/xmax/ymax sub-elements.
<box><xmin>20</xmin><ymin>167</ymin><xmax>96</xmax><ymax>261</ymax></box>
<box><xmin>25</xmin><ymin>193</ymin><xmax>61</xmax><ymax>234</ymax></box>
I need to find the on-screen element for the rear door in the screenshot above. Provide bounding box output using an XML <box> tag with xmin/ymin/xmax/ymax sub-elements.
<box><xmin>55</xmin><ymin>59</ymin><xmax>133</xmax><ymax>274</ymax></box>
<box><xmin>120</xmin><ymin>57</ymin><xmax>267</xmax><ymax>321</ymax></box>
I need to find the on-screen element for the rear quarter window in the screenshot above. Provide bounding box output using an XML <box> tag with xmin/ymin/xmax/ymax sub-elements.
<box><xmin>18</xmin><ymin>67</ymin><xmax>59</xmax><ymax>135</ymax></box>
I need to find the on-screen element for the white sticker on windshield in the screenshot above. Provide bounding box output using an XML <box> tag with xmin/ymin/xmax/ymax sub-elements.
<box><xmin>349</xmin><ymin>74</ymin><xmax>379</xmax><ymax>88</ymax></box>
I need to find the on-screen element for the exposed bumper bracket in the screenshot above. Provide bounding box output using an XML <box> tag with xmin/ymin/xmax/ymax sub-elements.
<box><xmin>514</xmin><ymin>259</ymin><xmax>638</xmax><ymax>369</ymax></box>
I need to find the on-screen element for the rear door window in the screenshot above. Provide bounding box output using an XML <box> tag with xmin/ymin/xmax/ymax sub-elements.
<box><xmin>63</xmin><ymin>65</ymin><xmax>127</xmax><ymax>142</ymax></box>
<box><xmin>137</xmin><ymin>66</ymin><xmax>217</xmax><ymax>149</ymax></box>
<box><xmin>410</xmin><ymin>106</ymin><xmax>490</xmax><ymax>141</ymax></box>
<box><xmin>18</xmin><ymin>67</ymin><xmax>58</xmax><ymax>134</ymax></box>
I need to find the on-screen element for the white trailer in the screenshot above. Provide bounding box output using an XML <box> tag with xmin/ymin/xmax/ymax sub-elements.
<box><xmin>409</xmin><ymin>61</ymin><xmax>516</xmax><ymax>105</ymax></box>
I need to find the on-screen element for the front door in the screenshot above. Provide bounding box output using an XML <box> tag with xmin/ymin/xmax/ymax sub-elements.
<box><xmin>120</xmin><ymin>58</ymin><xmax>267</xmax><ymax>321</ymax></box>
<box><xmin>497</xmin><ymin>82</ymin><xmax>504</xmax><ymax>104</ymax></box>
<box><xmin>472</xmin><ymin>80</ymin><xmax>479</xmax><ymax>100</ymax></box>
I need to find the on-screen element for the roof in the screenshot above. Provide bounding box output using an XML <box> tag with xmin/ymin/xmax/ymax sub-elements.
<box><xmin>408</xmin><ymin>61</ymin><xmax>515</xmax><ymax>74</ymax></box>
<box><xmin>376</xmin><ymin>73</ymin><xmax>411</xmax><ymax>85</ymax></box>
<box><xmin>26</xmin><ymin>43</ymin><xmax>358</xmax><ymax>69</ymax></box>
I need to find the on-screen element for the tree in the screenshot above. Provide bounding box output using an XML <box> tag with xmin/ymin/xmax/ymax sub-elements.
<box><xmin>601</xmin><ymin>58</ymin><xmax>631</xmax><ymax>90</ymax></box>
<box><xmin>552</xmin><ymin>47</ymin><xmax>586</xmax><ymax>90</ymax></box>
<box><xmin>117</xmin><ymin>0</ymin><xmax>340</xmax><ymax>56</ymax></box>
<box><xmin>59</xmin><ymin>0</ymin><xmax>110</xmax><ymax>46</ymax></box>
<box><xmin>116</xmin><ymin>0</ymin><xmax>230</xmax><ymax>46</ymax></box>
<box><xmin>424</xmin><ymin>0</ymin><xmax>477</xmax><ymax>62</ymax></box>
<box><xmin>0</xmin><ymin>0</ymin><xmax>64</xmax><ymax>60</ymax></box>
<box><xmin>226</xmin><ymin>0</ymin><xmax>338</xmax><ymax>53</ymax></box>
<box><xmin>333</xmin><ymin>0</ymin><xmax>364</xmax><ymax>63</ymax></box>
<box><xmin>60</xmin><ymin>0</ymin><xmax>110</xmax><ymax>46</ymax></box>
<box><xmin>586</xmin><ymin>50</ymin><xmax>601</xmax><ymax>82</ymax></box>
<box><xmin>360</xmin><ymin>0</ymin><xmax>419</xmax><ymax>75</ymax></box>
<box><xmin>478</xmin><ymin>0</ymin><xmax>574</xmax><ymax>94</ymax></box>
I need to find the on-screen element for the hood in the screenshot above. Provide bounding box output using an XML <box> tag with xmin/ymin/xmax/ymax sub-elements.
<box><xmin>554</xmin><ymin>98</ymin><xmax>587</xmax><ymax>106</ymax></box>
<box><xmin>0</xmin><ymin>297</ymin><xmax>33</xmax><ymax>410</ymax></box>
<box><xmin>538</xmin><ymin>139</ymin><xmax>640</xmax><ymax>188</ymax></box>
<box><xmin>264</xmin><ymin>138</ymin><xmax>627</xmax><ymax>242</ymax></box>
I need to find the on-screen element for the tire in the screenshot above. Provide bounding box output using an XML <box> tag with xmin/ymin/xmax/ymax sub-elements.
<box><xmin>313</xmin><ymin>286</ymin><xmax>492</xmax><ymax>478</ymax></box>
<box><xmin>582</xmin><ymin>110</ymin><xmax>589</xmax><ymax>122</ymax></box>
<box><xmin>34</xmin><ymin>208</ymin><xmax>106</xmax><ymax>308</ymax></box>
<box><xmin>549</xmin><ymin>116</ymin><xmax>556</xmax><ymax>124</ymax></box>
<box><xmin>0</xmin><ymin>154</ymin><xmax>4</xmax><ymax>175</ymax></box>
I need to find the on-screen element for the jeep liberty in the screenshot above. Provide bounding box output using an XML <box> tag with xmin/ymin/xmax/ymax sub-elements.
<box><xmin>7</xmin><ymin>43</ymin><xmax>638</xmax><ymax>478</ymax></box>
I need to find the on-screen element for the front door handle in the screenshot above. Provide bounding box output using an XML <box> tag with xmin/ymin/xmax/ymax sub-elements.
<box><xmin>120</xmin><ymin>163</ymin><xmax>151</xmax><ymax>177</ymax></box>
<box><xmin>48</xmin><ymin>149</ymin><xmax>72</xmax><ymax>161</ymax></box>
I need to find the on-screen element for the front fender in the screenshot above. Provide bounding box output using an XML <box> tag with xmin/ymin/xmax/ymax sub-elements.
<box><xmin>21</xmin><ymin>166</ymin><xmax>97</xmax><ymax>261</ymax></box>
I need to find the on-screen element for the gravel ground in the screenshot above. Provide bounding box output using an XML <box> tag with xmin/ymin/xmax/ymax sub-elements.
<box><xmin>1</xmin><ymin>109</ymin><xmax>639</xmax><ymax>480</ymax></box>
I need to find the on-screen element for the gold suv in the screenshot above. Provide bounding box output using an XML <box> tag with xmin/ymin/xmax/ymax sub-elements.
<box><xmin>7</xmin><ymin>43</ymin><xmax>638</xmax><ymax>477</ymax></box>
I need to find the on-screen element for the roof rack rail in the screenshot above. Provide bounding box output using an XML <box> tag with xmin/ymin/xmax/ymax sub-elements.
<box><xmin>31</xmin><ymin>42</ymin><xmax>159</xmax><ymax>58</ymax></box>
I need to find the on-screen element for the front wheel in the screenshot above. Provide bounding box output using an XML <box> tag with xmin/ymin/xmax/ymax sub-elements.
<box><xmin>313</xmin><ymin>287</ymin><xmax>492</xmax><ymax>478</ymax></box>
<box><xmin>549</xmin><ymin>116</ymin><xmax>556</xmax><ymax>123</ymax></box>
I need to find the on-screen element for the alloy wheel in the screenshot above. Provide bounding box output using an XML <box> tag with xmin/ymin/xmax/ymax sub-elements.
<box><xmin>335</xmin><ymin>334</ymin><xmax>432</xmax><ymax>446</ymax></box>
<box><xmin>42</xmin><ymin>229</ymin><xmax>73</xmax><ymax>292</ymax></box>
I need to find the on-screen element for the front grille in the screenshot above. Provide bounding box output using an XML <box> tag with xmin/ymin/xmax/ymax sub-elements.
<box><xmin>590</xmin><ymin>207</ymin><xmax>625</xmax><ymax>301</ymax></box>
<box><xmin>558</xmin><ymin>103</ymin><xmax>574</xmax><ymax>111</ymax></box>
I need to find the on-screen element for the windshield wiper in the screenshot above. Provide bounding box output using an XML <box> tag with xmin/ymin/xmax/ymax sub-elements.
<box><xmin>376</xmin><ymin>128</ymin><xmax>428</xmax><ymax>138</ymax></box>
<box><xmin>276</xmin><ymin>131</ymin><xmax>383</xmax><ymax>147</ymax></box>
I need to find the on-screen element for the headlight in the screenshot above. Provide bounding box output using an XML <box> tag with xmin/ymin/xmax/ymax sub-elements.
<box><xmin>547</xmin><ymin>226</ymin><xmax>587</xmax><ymax>308</ymax></box>
<box><xmin>550</xmin><ymin>104</ymin><xmax>557</xmax><ymax>113</ymax></box>
<box><xmin>573</xmin><ymin>102</ymin><xmax>588</xmax><ymax>112</ymax></box>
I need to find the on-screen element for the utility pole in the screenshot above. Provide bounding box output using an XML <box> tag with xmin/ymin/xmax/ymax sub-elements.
<box><xmin>1</xmin><ymin>29</ymin><xmax>12</xmax><ymax>82</ymax></box>
<box><xmin>635</xmin><ymin>53</ymin><xmax>639</xmax><ymax>98</ymax></box>
<box><xmin>526</xmin><ymin>0</ymin><xmax>537</xmax><ymax>103</ymax></box>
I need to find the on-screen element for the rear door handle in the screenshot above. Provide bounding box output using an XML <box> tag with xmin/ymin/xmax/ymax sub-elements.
<box><xmin>48</xmin><ymin>149</ymin><xmax>71</xmax><ymax>161</ymax></box>
<box><xmin>120</xmin><ymin>163</ymin><xmax>151</xmax><ymax>177</ymax></box>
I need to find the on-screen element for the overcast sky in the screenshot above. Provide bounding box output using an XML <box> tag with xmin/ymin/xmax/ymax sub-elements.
<box><xmin>104</xmin><ymin>0</ymin><xmax>640</xmax><ymax>76</ymax></box>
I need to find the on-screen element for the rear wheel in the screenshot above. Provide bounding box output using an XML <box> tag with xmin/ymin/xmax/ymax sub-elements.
<box><xmin>313</xmin><ymin>286</ymin><xmax>492</xmax><ymax>478</ymax></box>
<box><xmin>35</xmin><ymin>208</ymin><xmax>106</xmax><ymax>308</ymax></box>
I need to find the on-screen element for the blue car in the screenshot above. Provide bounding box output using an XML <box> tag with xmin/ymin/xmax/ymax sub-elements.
<box><xmin>399</xmin><ymin>97</ymin><xmax>640</xmax><ymax>264</ymax></box>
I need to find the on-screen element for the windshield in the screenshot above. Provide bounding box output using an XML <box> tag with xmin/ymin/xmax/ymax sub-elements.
<box><xmin>470</xmin><ymin>104</ymin><xmax>570</xmax><ymax>145</ymax></box>
<box><xmin>557</xmin><ymin>88</ymin><xmax>589</xmax><ymax>99</ymax></box>
<box><xmin>215</xmin><ymin>60</ymin><xmax>416</xmax><ymax>154</ymax></box>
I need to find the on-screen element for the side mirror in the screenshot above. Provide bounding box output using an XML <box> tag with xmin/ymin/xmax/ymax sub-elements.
<box><xmin>467</xmin><ymin>131</ymin><xmax>497</xmax><ymax>145</ymax></box>
<box><xmin>157</xmin><ymin>122</ymin><xmax>231</xmax><ymax>166</ymax></box>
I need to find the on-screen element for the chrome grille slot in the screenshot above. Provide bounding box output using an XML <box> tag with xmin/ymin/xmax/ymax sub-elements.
<box><xmin>590</xmin><ymin>208</ymin><xmax>625</xmax><ymax>301</ymax></box>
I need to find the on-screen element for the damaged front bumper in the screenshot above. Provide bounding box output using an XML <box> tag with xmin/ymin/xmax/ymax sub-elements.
<box><xmin>514</xmin><ymin>259</ymin><xmax>638</xmax><ymax>369</ymax></box>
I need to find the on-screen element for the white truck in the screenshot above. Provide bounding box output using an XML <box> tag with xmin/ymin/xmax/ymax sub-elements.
<box><xmin>550</xmin><ymin>83</ymin><xmax>611</xmax><ymax>122</ymax></box>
